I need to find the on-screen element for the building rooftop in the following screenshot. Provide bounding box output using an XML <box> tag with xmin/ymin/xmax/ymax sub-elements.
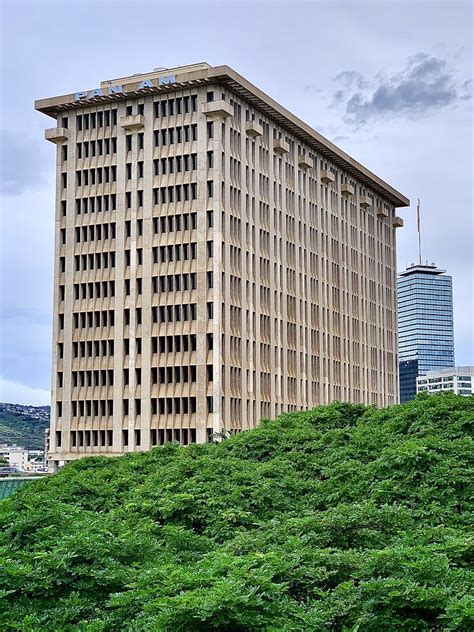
<box><xmin>399</xmin><ymin>263</ymin><xmax>447</xmax><ymax>277</ymax></box>
<box><xmin>35</xmin><ymin>62</ymin><xmax>409</xmax><ymax>208</ymax></box>
<box><xmin>418</xmin><ymin>366</ymin><xmax>474</xmax><ymax>378</ymax></box>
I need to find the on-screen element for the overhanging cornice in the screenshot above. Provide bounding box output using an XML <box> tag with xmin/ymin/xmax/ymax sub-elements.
<box><xmin>35</xmin><ymin>64</ymin><xmax>409</xmax><ymax>207</ymax></box>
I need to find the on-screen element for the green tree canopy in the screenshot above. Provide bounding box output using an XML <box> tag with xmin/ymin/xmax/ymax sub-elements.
<box><xmin>1</xmin><ymin>393</ymin><xmax>473</xmax><ymax>630</ymax></box>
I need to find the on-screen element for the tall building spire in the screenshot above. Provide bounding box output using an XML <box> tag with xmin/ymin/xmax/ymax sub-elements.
<box><xmin>417</xmin><ymin>198</ymin><xmax>422</xmax><ymax>266</ymax></box>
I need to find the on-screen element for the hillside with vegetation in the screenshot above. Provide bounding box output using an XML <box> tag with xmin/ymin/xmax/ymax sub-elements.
<box><xmin>0</xmin><ymin>403</ymin><xmax>49</xmax><ymax>449</ymax></box>
<box><xmin>1</xmin><ymin>393</ymin><xmax>473</xmax><ymax>630</ymax></box>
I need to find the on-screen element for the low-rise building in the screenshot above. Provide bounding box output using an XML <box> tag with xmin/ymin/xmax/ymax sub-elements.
<box><xmin>0</xmin><ymin>444</ymin><xmax>28</xmax><ymax>470</ymax></box>
<box><xmin>417</xmin><ymin>366</ymin><xmax>474</xmax><ymax>397</ymax></box>
<box><xmin>0</xmin><ymin>444</ymin><xmax>46</xmax><ymax>472</ymax></box>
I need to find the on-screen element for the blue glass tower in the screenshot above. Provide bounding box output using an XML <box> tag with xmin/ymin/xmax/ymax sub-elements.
<box><xmin>397</xmin><ymin>263</ymin><xmax>455</xmax><ymax>403</ymax></box>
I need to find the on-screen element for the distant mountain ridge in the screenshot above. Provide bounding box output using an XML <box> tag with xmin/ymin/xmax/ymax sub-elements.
<box><xmin>0</xmin><ymin>403</ymin><xmax>50</xmax><ymax>450</ymax></box>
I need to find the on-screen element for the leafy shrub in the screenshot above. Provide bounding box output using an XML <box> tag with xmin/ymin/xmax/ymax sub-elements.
<box><xmin>1</xmin><ymin>393</ymin><xmax>473</xmax><ymax>630</ymax></box>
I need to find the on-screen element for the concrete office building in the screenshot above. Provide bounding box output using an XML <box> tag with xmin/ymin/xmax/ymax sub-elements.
<box><xmin>36</xmin><ymin>62</ymin><xmax>409</xmax><ymax>467</ymax></box>
<box><xmin>417</xmin><ymin>366</ymin><xmax>474</xmax><ymax>397</ymax></box>
<box><xmin>398</xmin><ymin>263</ymin><xmax>454</xmax><ymax>402</ymax></box>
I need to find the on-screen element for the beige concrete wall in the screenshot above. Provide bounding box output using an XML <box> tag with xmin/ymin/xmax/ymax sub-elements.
<box><xmin>46</xmin><ymin>71</ymin><xmax>402</xmax><ymax>466</ymax></box>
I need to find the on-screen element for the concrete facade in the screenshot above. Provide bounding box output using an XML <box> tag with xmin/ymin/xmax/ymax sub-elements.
<box><xmin>36</xmin><ymin>62</ymin><xmax>409</xmax><ymax>467</ymax></box>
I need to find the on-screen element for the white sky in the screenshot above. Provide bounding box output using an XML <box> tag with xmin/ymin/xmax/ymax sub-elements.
<box><xmin>0</xmin><ymin>0</ymin><xmax>472</xmax><ymax>405</ymax></box>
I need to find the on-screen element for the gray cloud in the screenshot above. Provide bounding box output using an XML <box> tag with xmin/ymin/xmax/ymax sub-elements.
<box><xmin>0</xmin><ymin>130</ymin><xmax>49</xmax><ymax>196</ymax></box>
<box><xmin>334</xmin><ymin>70</ymin><xmax>368</xmax><ymax>91</ymax></box>
<box><xmin>333</xmin><ymin>53</ymin><xmax>471</xmax><ymax>126</ymax></box>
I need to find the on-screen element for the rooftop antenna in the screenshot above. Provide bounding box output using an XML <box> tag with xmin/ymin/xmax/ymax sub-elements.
<box><xmin>416</xmin><ymin>198</ymin><xmax>422</xmax><ymax>266</ymax></box>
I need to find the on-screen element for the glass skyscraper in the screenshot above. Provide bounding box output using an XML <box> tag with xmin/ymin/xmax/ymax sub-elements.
<box><xmin>397</xmin><ymin>263</ymin><xmax>455</xmax><ymax>402</ymax></box>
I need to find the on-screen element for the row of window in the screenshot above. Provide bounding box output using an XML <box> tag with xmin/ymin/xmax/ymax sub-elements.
<box><xmin>76</xmin><ymin>166</ymin><xmax>117</xmax><ymax>186</ymax></box>
<box><xmin>152</xmin><ymin>273</ymin><xmax>197</xmax><ymax>293</ymax></box>
<box><xmin>151</xmin><ymin>396</ymin><xmax>197</xmax><ymax>415</ymax></box>
<box><xmin>72</xmin><ymin>310</ymin><xmax>115</xmax><ymax>329</ymax></box>
<box><xmin>75</xmin><ymin>195</ymin><xmax>117</xmax><ymax>215</ymax></box>
<box><xmin>153</xmin><ymin>153</ymin><xmax>198</xmax><ymax>175</ymax></box>
<box><xmin>71</xmin><ymin>340</ymin><xmax>114</xmax><ymax>359</ymax></box>
<box><xmin>153</xmin><ymin>334</ymin><xmax>197</xmax><ymax>353</ymax></box>
<box><xmin>73</xmin><ymin>252</ymin><xmax>116</xmax><ymax>272</ymax></box>
<box><xmin>75</xmin><ymin>223</ymin><xmax>116</xmax><ymax>243</ymax></box>
<box><xmin>74</xmin><ymin>363</ymin><xmax>202</xmax><ymax>386</ymax></box>
<box><xmin>63</xmin><ymin>427</ymin><xmax>199</xmax><ymax>449</ymax></box>
<box><xmin>418</xmin><ymin>376</ymin><xmax>472</xmax><ymax>383</ymax></box>
<box><xmin>152</xmin><ymin>95</ymin><xmax>198</xmax><ymax>117</ymax></box>
<box><xmin>71</xmin><ymin>370</ymin><xmax>114</xmax><ymax>388</ymax></box>
<box><xmin>152</xmin><ymin>365</ymin><xmax>197</xmax><ymax>385</ymax></box>
<box><xmin>153</xmin><ymin>125</ymin><xmax>198</xmax><ymax>147</ymax></box>
<box><xmin>66</xmin><ymin>429</ymin><xmax>113</xmax><ymax>447</ymax></box>
<box><xmin>73</xmin><ymin>281</ymin><xmax>115</xmax><ymax>300</ymax></box>
<box><xmin>153</xmin><ymin>212</ymin><xmax>197</xmax><ymax>234</ymax></box>
<box><xmin>151</xmin><ymin>303</ymin><xmax>197</xmax><ymax>324</ymax></box>
<box><xmin>77</xmin><ymin>109</ymin><xmax>118</xmax><ymax>130</ymax></box>
<box><xmin>71</xmin><ymin>399</ymin><xmax>113</xmax><ymax>417</ymax></box>
<box><xmin>152</xmin><ymin>242</ymin><xmax>197</xmax><ymax>263</ymax></box>
<box><xmin>72</xmin><ymin>210</ymin><xmax>202</xmax><ymax>239</ymax></box>
<box><xmin>153</xmin><ymin>183</ymin><xmax>199</xmax><ymax>204</ymax></box>
<box><xmin>76</xmin><ymin>138</ymin><xmax>117</xmax><ymax>158</ymax></box>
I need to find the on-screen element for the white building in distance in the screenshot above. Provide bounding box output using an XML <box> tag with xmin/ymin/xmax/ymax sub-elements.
<box><xmin>0</xmin><ymin>444</ymin><xmax>29</xmax><ymax>470</ymax></box>
<box><xmin>417</xmin><ymin>366</ymin><xmax>474</xmax><ymax>397</ymax></box>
